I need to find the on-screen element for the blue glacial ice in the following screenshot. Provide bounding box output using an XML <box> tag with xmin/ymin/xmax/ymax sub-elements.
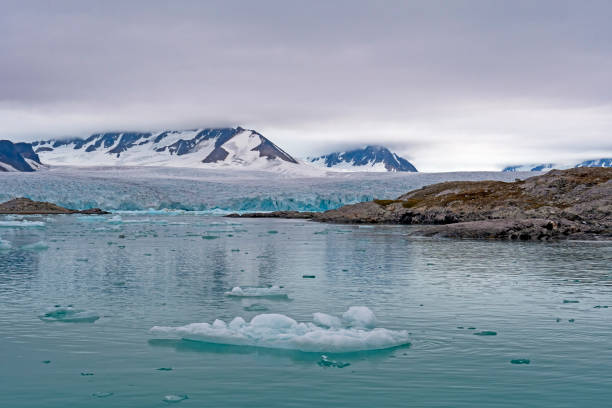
<box><xmin>150</xmin><ymin>307</ymin><xmax>410</xmax><ymax>352</ymax></box>
<box><xmin>0</xmin><ymin>166</ymin><xmax>531</xmax><ymax>212</ymax></box>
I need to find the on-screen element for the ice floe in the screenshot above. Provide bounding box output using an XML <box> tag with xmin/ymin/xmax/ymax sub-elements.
<box><xmin>225</xmin><ymin>285</ymin><xmax>289</xmax><ymax>298</ymax></box>
<box><xmin>150</xmin><ymin>307</ymin><xmax>410</xmax><ymax>352</ymax></box>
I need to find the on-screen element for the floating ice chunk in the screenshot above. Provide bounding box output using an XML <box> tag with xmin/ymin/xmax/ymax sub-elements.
<box><xmin>342</xmin><ymin>306</ymin><xmax>377</xmax><ymax>329</ymax></box>
<box><xmin>163</xmin><ymin>394</ymin><xmax>188</xmax><ymax>403</ymax></box>
<box><xmin>150</xmin><ymin>307</ymin><xmax>410</xmax><ymax>353</ymax></box>
<box><xmin>107</xmin><ymin>215</ymin><xmax>123</xmax><ymax>224</ymax></box>
<box><xmin>318</xmin><ymin>354</ymin><xmax>350</xmax><ymax>368</ymax></box>
<box><xmin>0</xmin><ymin>220</ymin><xmax>45</xmax><ymax>228</ymax></box>
<box><xmin>313</xmin><ymin>313</ymin><xmax>342</xmax><ymax>329</ymax></box>
<box><xmin>0</xmin><ymin>238</ymin><xmax>11</xmax><ymax>250</ymax></box>
<box><xmin>39</xmin><ymin>306</ymin><xmax>100</xmax><ymax>323</ymax></box>
<box><xmin>225</xmin><ymin>285</ymin><xmax>289</xmax><ymax>298</ymax></box>
<box><xmin>21</xmin><ymin>241</ymin><xmax>49</xmax><ymax>251</ymax></box>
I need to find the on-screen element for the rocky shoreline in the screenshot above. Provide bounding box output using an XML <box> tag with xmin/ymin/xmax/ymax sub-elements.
<box><xmin>228</xmin><ymin>168</ymin><xmax>612</xmax><ymax>241</ymax></box>
<box><xmin>0</xmin><ymin>197</ymin><xmax>109</xmax><ymax>215</ymax></box>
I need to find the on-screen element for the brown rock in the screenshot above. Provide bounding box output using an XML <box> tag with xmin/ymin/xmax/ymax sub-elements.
<box><xmin>0</xmin><ymin>197</ymin><xmax>110</xmax><ymax>215</ymax></box>
<box><xmin>228</xmin><ymin>168</ymin><xmax>612</xmax><ymax>241</ymax></box>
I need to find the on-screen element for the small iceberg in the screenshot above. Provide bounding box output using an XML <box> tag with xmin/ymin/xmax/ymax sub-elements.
<box><xmin>225</xmin><ymin>286</ymin><xmax>289</xmax><ymax>299</ymax></box>
<box><xmin>150</xmin><ymin>306</ymin><xmax>410</xmax><ymax>353</ymax></box>
<box><xmin>39</xmin><ymin>306</ymin><xmax>100</xmax><ymax>323</ymax></box>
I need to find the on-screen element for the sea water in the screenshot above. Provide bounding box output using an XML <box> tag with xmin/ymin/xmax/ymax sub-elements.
<box><xmin>0</xmin><ymin>213</ymin><xmax>611</xmax><ymax>407</ymax></box>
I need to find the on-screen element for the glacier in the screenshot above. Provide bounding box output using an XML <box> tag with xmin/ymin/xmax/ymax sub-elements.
<box><xmin>0</xmin><ymin>166</ymin><xmax>533</xmax><ymax>212</ymax></box>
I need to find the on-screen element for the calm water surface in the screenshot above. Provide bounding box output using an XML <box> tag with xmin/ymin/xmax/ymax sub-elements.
<box><xmin>0</xmin><ymin>214</ymin><xmax>611</xmax><ymax>407</ymax></box>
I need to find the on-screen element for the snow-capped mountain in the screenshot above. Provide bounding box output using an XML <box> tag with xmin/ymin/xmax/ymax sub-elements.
<box><xmin>0</xmin><ymin>140</ymin><xmax>43</xmax><ymax>172</ymax></box>
<box><xmin>31</xmin><ymin>127</ymin><xmax>301</xmax><ymax>170</ymax></box>
<box><xmin>503</xmin><ymin>158</ymin><xmax>611</xmax><ymax>172</ymax></box>
<box><xmin>502</xmin><ymin>163</ymin><xmax>558</xmax><ymax>172</ymax></box>
<box><xmin>306</xmin><ymin>145</ymin><xmax>417</xmax><ymax>172</ymax></box>
<box><xmin>575</xmin><ymin>158</ymin><xmax>611</xmax><ymax>168</ymax></box>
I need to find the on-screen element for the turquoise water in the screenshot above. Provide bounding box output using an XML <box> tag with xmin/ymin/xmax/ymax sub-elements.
<box><xmin>1</xmin><ymin>214</ymin><xmax>611</xmax><ymax>407</ymax></box>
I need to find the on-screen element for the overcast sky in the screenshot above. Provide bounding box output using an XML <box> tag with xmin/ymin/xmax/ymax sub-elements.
<box><xmin>1</xmin><ymin>0</ymin><xmax>611</xmax><ymax>171</ymax></box>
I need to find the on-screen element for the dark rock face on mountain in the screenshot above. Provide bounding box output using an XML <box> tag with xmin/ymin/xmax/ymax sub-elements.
<box><xmin>0</xmin><ymin>198</ymin><xmax>109</xmax><ymax>214</ymax></box>
<box><xmin>230</xmin><ymin>168</ymin><xmax>612</xmax><ymax>241</ymax></box>
<box><xmin>0</xmin><ymin>140</ymin><xmax>41</xmax><ymax>172</ymax></box>
<box><xmin>307</xmin><ymin>145</ymin><xmax>417</xmax><ymax>172</ymax></box>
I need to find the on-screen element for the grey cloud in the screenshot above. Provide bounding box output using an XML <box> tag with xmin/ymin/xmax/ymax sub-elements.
<box><xmin>1</xmin><ymin>0</ymin><xmax>611</xmax><ymax>170</ymax></box>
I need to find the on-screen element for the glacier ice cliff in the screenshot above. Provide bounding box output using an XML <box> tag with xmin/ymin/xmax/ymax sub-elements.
<box><xmin>0</xmin><ymin>166</ymin><xmax>528</xmax><ymax>212</ymax></box>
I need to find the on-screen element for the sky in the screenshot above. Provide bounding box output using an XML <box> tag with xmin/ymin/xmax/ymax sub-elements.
<box><xmin>1</xmin><ymin>0</ymin><xmax>611</xmax><ymax>171</ymax></box>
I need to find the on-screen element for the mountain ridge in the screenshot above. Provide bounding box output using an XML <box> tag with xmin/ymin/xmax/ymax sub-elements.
<box><xmin>30</xmin><ymin>127</ymin><xmax>300</xmax><ymax>170</ymax></box>
<box><xmin>503</xmin><ymin>158</ymin><xmax>611</xmax><ymax>172</ymax></box>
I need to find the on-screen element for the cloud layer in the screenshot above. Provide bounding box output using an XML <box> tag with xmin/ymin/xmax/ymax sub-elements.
<box><xmin>1</xmin><ymin>0</ymin><xmax>611</xmax><ymax>170</ymax></box>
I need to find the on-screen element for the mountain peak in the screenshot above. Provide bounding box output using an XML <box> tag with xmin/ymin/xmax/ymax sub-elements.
<box><xmin>307</xmin><ymin>145</ymin><xmax>417</xmax><ymax>172</ymax></box>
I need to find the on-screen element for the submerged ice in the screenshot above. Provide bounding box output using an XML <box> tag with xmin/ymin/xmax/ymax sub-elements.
<box><xmin>150</xmin><ymin>307</ymin><xmax>410</xmax><ymax>352</ymax></box>
<box><xmin>39</xmin><ymin>306</ymin><xmax>100</xmax><ymax>323</ymax></box>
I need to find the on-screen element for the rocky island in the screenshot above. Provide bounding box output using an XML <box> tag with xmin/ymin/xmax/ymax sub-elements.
<box><xmin>0</xmin><ymin>197</ymin><xmax>110</xmax><ymax>215</ymax></box>
<box><xmin>228</xmin><ymin>168</ymin><xmax>612</xmax><ymax>241</ymax></box>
